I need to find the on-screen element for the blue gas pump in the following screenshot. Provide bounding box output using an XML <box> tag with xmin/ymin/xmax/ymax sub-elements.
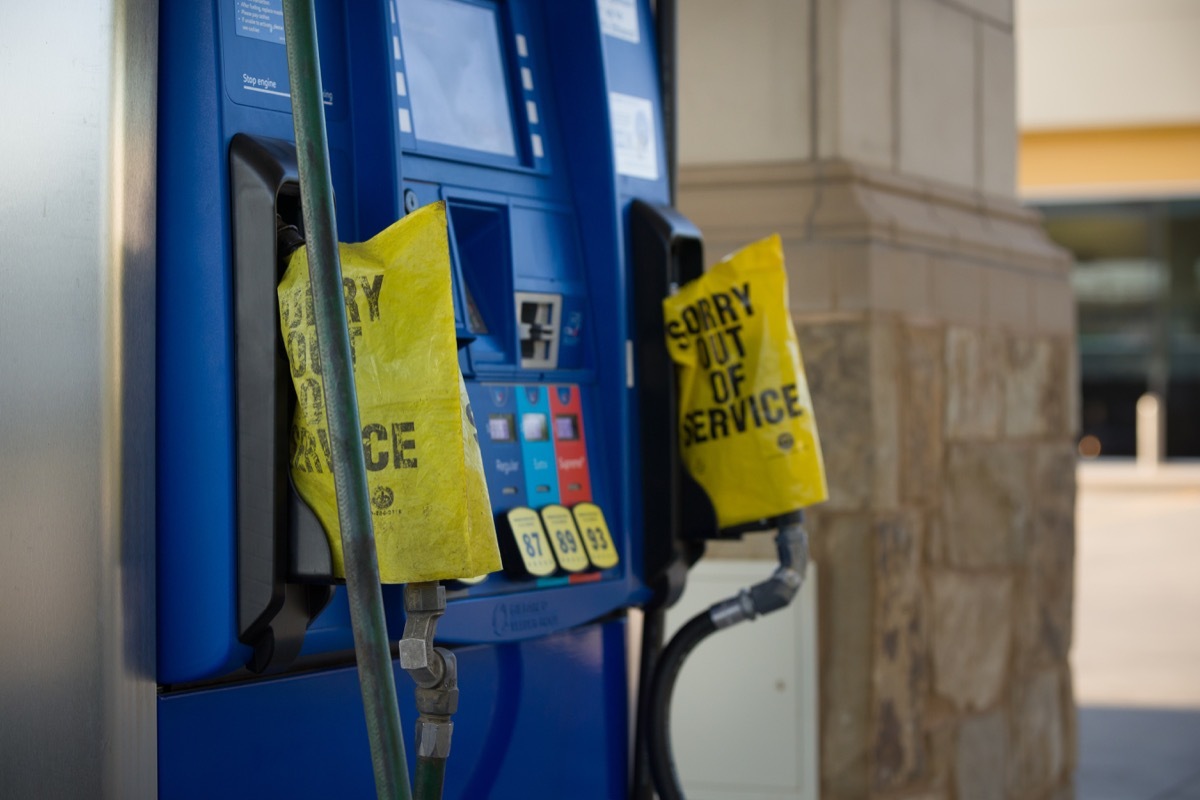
<box><xmin>156</xmin><ymin>1</ymin><xmax>706</xmax><ymax>797</ymax></box>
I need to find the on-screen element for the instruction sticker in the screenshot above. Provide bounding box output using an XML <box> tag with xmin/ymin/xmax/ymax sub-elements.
<box><xmin>572</xmin><ymin>503</ymin><xmax>619</xmax><ymax>570</ymax></box>
<box><xmin>235</xmin><ymin>0</ymin><xmax>285</xmax><ymax>45</ymax></box>
<box><xmin>598</xmin><ymin>0</ymin><xmax>640</xmax><ymax>43</ymax></box>
<box><xmin>540</xmin><ymin>505</ymin><xmax>590</xmax><ymax>573</ymax></box>
<box><xmin>609</xmin><ymin>93</ymin><xmax>659</xmax><ymax>181</ymax></box>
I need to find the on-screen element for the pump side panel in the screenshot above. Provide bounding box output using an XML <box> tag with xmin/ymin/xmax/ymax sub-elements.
<box><xmin>159</xmin><ymin>619</ymin><xmax>628</xmax><ymax>800</ymax></box>
<box><xmin>0</xmin><ymin>1</ymin><xmax>159</xmax><ymax>796</ymax></box>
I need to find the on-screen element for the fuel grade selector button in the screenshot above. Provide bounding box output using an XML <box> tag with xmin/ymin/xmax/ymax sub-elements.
<box><xmin>500</xmin><ymin>506</ymin><xmax>557</xmax><ymax>578</ymax></box>
<box><xmin>571</xmin><ymin>502</ymin><xmax>619</xmax><ymax>570</ymax></box>
<box><xmin>539</xmin><ymin>504</ymin><xmax>590</xmax><ymax>573</ymax></box>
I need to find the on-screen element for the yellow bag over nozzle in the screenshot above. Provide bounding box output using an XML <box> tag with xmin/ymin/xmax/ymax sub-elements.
<box><xmin>278</xmin><ymin>202</ymin><xmax>501</xmax><ymax>583</ymax></box>
<box><xmin>662</xmin><ymin>234</ymin><xmax>828</xmax><ymax>529</ymax></box>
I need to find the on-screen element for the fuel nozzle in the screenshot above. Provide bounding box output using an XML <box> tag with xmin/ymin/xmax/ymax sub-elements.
<box><xmin>276</xmin><ymin>215</ymin><xmax>305</xmax><ymax>268</ymax></box>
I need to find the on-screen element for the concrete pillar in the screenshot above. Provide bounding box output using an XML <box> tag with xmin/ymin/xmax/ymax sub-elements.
<box><xmin>678</xmin><ymin>2</ymin><xmax>1078</xmax><ymax>797</ymax></box>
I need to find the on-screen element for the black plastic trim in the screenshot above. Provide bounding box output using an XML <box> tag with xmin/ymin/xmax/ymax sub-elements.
<box><xmin>629</xmin><ymin>200</ymin><xmax>711</xmax><ymax>610</ymax></box>
<box><xmin>229</xmin><ymin>134</ymin><xmax>335</xmax><ymax>674</ymax></box>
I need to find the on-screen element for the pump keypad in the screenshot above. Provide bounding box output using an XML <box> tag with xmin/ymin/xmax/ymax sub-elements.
<box><xmin>472</xmin><ymin>382</ymin><xmax>620</xmax><ymax>582</ymax></box>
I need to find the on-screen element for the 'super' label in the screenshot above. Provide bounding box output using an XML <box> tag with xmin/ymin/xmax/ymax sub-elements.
<box><xmin>572</xmin><ymin>503</ymin><xmax>618</xmax><ymax>570</ymax></box>
<box><xmin>505</xmin><ymin>507</ymin><xmax>557</xmax><ymax>577</ymax></box>
<box><xmin>539</xmin><ymin>504</ymin><xmax>590</xmax><ymax>573</ymax></box>
<box><xmin>549</xmin><ymin>384</ymin><xmax>592</xmax><ymax>504</ymax></box>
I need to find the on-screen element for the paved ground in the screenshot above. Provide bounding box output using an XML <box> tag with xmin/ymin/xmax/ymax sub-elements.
<box><xmin>1074</xmin><ymin>462</ymin><xmax>1200</xmax><ymax>799</ymax></box>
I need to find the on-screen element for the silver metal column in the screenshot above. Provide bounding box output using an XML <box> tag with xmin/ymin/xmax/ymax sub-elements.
<box><xmin>0</xmin><ymin>1</ymin><xmax>158</xmax><ymax>796</ymax></box>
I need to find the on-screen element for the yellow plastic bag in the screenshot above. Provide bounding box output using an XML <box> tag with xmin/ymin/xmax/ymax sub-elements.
<box><xmin>277</xmin><ymin>202</ymin><xmax>501</xmax><ymax>583</ymax></box>
<box><xmin>662</xmin><ymin>234</ymin><xmax>828</xmax><ymax>529</ymax></box>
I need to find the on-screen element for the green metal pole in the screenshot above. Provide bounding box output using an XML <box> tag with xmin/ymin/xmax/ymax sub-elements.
<box><xmin>281</xmin><ymin>2</ymin><xmax>412</xmax><ymax>798</ymax></box>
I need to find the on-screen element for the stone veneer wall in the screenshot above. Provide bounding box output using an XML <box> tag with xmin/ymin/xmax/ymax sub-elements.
<box><xmin>679</xmin><ymin>159</ymin><xmax>1078</xmax><ymax>799</ymax></box>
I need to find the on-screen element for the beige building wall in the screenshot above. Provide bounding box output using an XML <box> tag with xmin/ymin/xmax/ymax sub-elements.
<box><xmin>677</xmin><ymin>1</ymin><xmax>1077</xmax><ymax>798</ymax></box>
<box><xmin>1016</xmin><ymin>0</ymin><xmax>1200</xmax><ymax>199</ymax></box>
<box><xmin>1017</xmin><ymin>0</ymin><xmax>1200</xmax><ymax>132</ymax></box>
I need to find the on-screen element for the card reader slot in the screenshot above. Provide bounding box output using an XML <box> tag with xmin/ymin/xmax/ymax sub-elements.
<box><xmin>515</xmin><ymin>291</ymin><xmax>562</xmax><ymax>369</ymax></box>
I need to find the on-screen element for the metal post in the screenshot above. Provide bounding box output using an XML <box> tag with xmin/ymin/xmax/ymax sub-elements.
<box><xmin>1137</xmin><ymin>392</ymin><xmax>1164</xmax><ymax>471</ymax></box>
<box><xmin>281</xmin><ymin>2</ymin><xmax>411</xmax><ymax>797</ymax></box>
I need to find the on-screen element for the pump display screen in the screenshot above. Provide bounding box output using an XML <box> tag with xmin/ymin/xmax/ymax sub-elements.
<box><xmin>554</xmin><ymin>414</ymin><xmax>579</xmax><ymax>441</ymax></box>
<box><xmin>521</xmin><ymin>412</ymin><xmax>549</xmax><ymax>441</ymax></box>
<box><xmin>487</xmin><ymin>413</ymin><xmax>515</xmax><ymax>442</ymax></box>
<box><xmin>398</xmin><ymin>0</ymin><xmax>517</xmax><ymax>157</ymax></box>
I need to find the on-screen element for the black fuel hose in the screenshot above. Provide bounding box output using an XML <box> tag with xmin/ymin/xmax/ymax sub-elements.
<box><xmin>646</xmin><ymin>520</ymin><xmax>809</xmax><ymax>800</ymax></box>
<box><xmin>646</xmin><ymin>612</ymin><xmax>719</xmax><ymax>800</ymax></box>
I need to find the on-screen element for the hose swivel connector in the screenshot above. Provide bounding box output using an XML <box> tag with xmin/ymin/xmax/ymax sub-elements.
<box><xmin>400</xmin><ymin>582</ymin><xmax>449</xmax><ymax>688</ymax></box>
<box><xmin>706</xmin><ymin>520</ymin><xmax>809</xmax><ymax>630</ymax></box>
<box><xmin>400</xmin><ymin>581</ymin><xmax>458</xmax><ymax>781</ymax></box>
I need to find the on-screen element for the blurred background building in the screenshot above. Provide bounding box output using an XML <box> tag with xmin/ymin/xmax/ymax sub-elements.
<box><xmin>673</xmin><ymin>1</ymin><xmax>1077</xmax><ymax>798</ymax></box>
<box><xmin>1016</xmin><ymin>6</ymin><xmax>1200</xmax><ymax>800</ymax></box>
<box><xmin>1018</xmin><ymin>0</ymin><xmax>1200</xmax><ymax>460</ymax></box>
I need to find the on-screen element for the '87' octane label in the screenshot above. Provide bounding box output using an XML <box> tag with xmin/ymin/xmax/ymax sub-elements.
<box><xmin>504</xmin><ymin>507</ymin><xmax>556</xmax><ymax>577</ymax></box>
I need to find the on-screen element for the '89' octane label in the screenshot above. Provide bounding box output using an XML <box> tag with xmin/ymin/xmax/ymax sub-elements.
<box><xmin>539</xmin><ymin>505</ymin><xmax>589</xmax><ymax>573</ymax></box>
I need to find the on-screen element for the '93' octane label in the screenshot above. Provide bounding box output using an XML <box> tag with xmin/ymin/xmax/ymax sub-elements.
<box><xmin>572</xmin><ymin>503</ymin><xmax>619</xmax><ymax>570</ymax></box>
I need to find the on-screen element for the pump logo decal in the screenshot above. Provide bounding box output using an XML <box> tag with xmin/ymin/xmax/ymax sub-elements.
<box><xmin>564</xmin><ymin>311</ymin><xmax>583</xmax><ymax>338</ymax></box>
<box><xmin>492</xmin><ymin>599</ymin><xmax>559</xmax><ymax>637</ymax></box>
